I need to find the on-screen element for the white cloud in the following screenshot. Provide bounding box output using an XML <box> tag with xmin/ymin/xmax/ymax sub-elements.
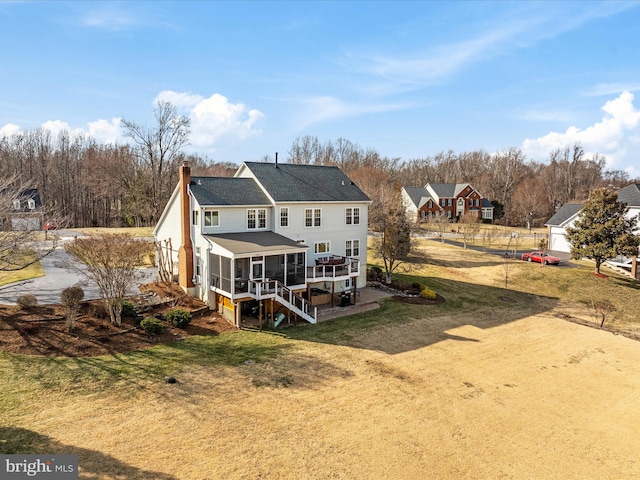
<box><xmin>522</xmin><ymin>91</ymin><xmax>640</xmax><ymax>172</ymax></box>
<box><xmin>88</xmin><ymin>118</ymin><xmax>121</xmax><ymax>144</ymax></box>
<box><xmin>293</xmin><ymin>95</ymin><xmax>411</xmax><ymax>129</ymax></box>
<box><xmin>41</xmin><ymin>120</ymin><xmax>85</xmax><ymax>138</ymax></box>
<box><xmin>1</xmin><ymin>92</ymin><xmax>263</xmax><ymax>153</ymax></box>
<box><xmin>0</xmin><ymin>123</ymin><xmax>21</xmax><ymax>137</ymax></box>
<box><xmin>154</xmin><ymin>91</ymin><xmax>202</xmax><ymax>109</ymax></box>
<box><xmin>154</xmin><ymin>91</ymin><xmax>264</xmax><ymax>150</ymax></box>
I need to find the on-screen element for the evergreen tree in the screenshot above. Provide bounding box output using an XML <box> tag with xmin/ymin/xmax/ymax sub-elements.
<box><xmin>565</xmin><ymin>188</ymin><xmax>640</xmax><ymax>274</ymax></box>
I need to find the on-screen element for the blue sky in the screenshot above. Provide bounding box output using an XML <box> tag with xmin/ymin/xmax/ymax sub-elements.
<box><xmin>1</xmin><ymin>1</ymin><xmax>640</xmax><ymax>177</ymax></box>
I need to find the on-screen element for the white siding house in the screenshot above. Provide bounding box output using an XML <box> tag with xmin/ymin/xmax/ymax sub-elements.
<box><xmin>154</xmin><ymin>161</ymin><xmax>371</xmax><ymax>327</ymax></box>
<box><xmin>545</xmin><ymin>184</ymin><xmax>640</xmax><ymax>254</ymax></box>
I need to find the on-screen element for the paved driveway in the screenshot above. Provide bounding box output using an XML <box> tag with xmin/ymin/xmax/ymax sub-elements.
<box><xmin>0</xmin><ymin>233</ymin><xmax>158</xmax><ymax>306</ymax></box>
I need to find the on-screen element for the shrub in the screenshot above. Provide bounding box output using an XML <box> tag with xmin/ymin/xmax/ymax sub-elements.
<box><xmin>140</xmin><ymin>317</ymin><xmax>164</xmax><ymax>335</ymax></box>
<box><xmin>420</xmin><ymin>287</ymin><xmax>437</xmax><ymax>301</ymax></box>
<box><xmin>61</xmin><ymin>286</ymin><xmax>84</xmax><ymax>333</ymax></box>
<box><xmin>61</xmin><ymin>286</ymin><xmax>84</xmax><ymax>308</ymax></box>
<box><xmin>17</xmin><ymin>294</ymin><xmax>38</xmax><ymax>310</ymax></box>
<box><xmin>121</xmin><ymin>301</ymin><xmax>136</xmax><ymax>317</ymax></box>
<box><xmin>166</xmin><ymin>308</ymin><xmax>192</xmax><ymax>328</ymax></box>
<box><xmin>411</xmin><ymin>282</ymin><xmax>422</xmax><ymax>290</ymax></box>
<box><xmin>367</xmin><ymin>266</ymin><xmax>383</xmax><ymax>281</ymax></box>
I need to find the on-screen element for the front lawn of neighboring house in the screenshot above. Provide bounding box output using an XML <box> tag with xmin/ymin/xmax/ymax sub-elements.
<box><xmin>0</xmin><ymin>252</ymin><xmax>44</xmax><ymax>287</ymax></box>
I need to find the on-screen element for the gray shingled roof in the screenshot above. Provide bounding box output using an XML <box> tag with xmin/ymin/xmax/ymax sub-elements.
<box><xmin>190</xmin><ymin>177</ymin><xmax>271</xmax><ymax>206</ymax></box>
<box><xmin>204</xmin><ymin>231</ymin><xmax>307</xmax><ymax>255</ymax></box>
<box><xmin>545</xmin><ymin>203</ymin><xmax>584</xmax><ymax>226</ymax></box>
<box><xmin>617</xmin><ymin>183</ymin><xmax>640</xmax><ymax>207</ymax></box>
<box><xmin>241</xmin><ymin>162</ymin><xmax>370</xmax><ymax>202</ymax></box>
<box><xmin>403</xmin><ymin>186</ymin><xmax>431</xmax><ymax>207</ymax></box>
<box><xmin>428</xmin><ymin>183</ymin><xmax>468</xmax><ymax>198</ymax></box>
<box><xmin>481</xmin><ymin>198</ymin><xmax>493</xmax><ymax>208</ymax></box>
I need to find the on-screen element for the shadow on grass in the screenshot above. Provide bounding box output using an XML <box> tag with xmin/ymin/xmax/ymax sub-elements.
<box><xmin>3</xmin><ymin>330</ymin><xmax>356</xmax><ymax>394</ymax></box>
<box><xmin>0</xmin><ymin>426</ymin><xmax>177</xmax><ymax>479</ymax></box>
<box><xmin>285</xmin><ymin>277</ymin><xmax>560</xmax><ymax>355</ymax></box>
<box><xmin>3</xmin><ymin>332</ymin><xmax>297</xmax><ymax>394</ymax></box>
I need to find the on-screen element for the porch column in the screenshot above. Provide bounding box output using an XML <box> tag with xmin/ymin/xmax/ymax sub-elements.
<box><xmin>353</xmin><ymin>277</ymin><xmax>357</xmax><ymax>305</ymax></box>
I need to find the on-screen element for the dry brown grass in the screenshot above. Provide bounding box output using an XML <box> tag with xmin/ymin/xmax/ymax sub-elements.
<box><xmin>3</xmin><ymin>240</ymin><xmax>640</xmax><ymax>479</ymax></box>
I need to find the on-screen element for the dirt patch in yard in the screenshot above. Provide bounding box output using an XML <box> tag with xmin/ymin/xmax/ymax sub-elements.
<box><xmin>0</xmin><ymin>283</ymin><xmax>235</xmax><ymax>357</ymax></box>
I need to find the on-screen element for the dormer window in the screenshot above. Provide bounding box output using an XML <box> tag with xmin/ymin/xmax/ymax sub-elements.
<box><xmin>27</xmin><ymin>199</ymin><xmax>36</xmax><ymax>210</ymax></box>
<box><xmin>13</xmin><ymin>200</ymin><xmax>20</xmax><ymax>210</ymax></box>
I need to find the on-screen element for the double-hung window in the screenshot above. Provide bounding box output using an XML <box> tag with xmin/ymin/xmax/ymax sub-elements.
<box><xmin>345</xmin><ymin>239</ymin><xmax>360</xmax><ymax>257</ymax></box>
<box><xmin>247</xmin><ymin>208</ymin><xmax>267</xmax><ymax>230</ymax></box>
<box><xmin>192</xmin><ymin>210</ymin><xmax>199</xmax><ymax>226</ymax></box>
<box><xmin>345</xmin><ymin>207</ymin><xmax>360</xmax><ymax>225</ymax></box>
<box><xmin>204</xmin><ymin>210</ymin><xmax>219</xmax><ymax>227</ymax></box>
<box><xmin>305</xmin><ymin>208</ymin><xmax>321</xmax><ymax>227</ymax></box>
<box><xmin>280</xmin><ymin>207</ymin><xmax>289</xmax><ymax>227</ymax></box>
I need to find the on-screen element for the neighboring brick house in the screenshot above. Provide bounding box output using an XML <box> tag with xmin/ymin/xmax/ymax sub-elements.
<box><xmin>153</xmin><ymin>161</ymin><xmax>371</xmax><ymax>327</ymax></box>
<box><xmin>401</xmin><ymin>183</ymin><xmax>493</xmax><ymax>223</ymax></box>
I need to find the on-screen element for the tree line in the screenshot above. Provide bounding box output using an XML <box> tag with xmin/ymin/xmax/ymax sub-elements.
<box><xmin>1</xmin><ymin>102</ymin><xmax>636</xmax><ymax>229</ymax></box>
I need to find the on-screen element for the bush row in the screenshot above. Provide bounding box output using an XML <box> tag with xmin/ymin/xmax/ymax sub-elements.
<box><xmin>140</xmin><ymin>308</ymin><xmax>193</xmax><ymax>335</ymax></box>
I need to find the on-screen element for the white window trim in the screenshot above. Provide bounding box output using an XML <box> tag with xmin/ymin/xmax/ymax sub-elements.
<box><xmin>192</xmin><ymin>210</ymin><xmax>199</xmax><ymax>226</ymax></box>
<box><xmin>280</xmin><ymin>207</ymin><xmax>289</xmax><ymax>228</ymax></box>
<box><xmin>204</xmin><ymin>210</ymin><xmax>219</xmax><ymax>228</ymax></box>
<box><xmin>346</xmin><ymin>239</ymin><xmax>360</xmax><ymax>257</ymax></box>
<box><xmin>247</xmin><ymin>208</ymin><xmax>267</xmax><ymax>230</ymax></box>
<box><xmin>314</xmin><ymin>241</ymin><xmax>331</xmax><ymax>254</ymax></box>
<box><xmin>345</xmin><ymin>207</ymin><xmax>360</xmax><ymax>226</ymax></box>
<box><xmin>305</xmin><ymin>208</ymin><xmax>322</xmax><ymax>228</ymax></box>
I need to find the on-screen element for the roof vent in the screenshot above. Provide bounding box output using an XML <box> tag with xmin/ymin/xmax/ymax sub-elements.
<box><xmin>342</xmin><ymin>181</ymin><xmax>345</xmax><ymax>186</ymax></box>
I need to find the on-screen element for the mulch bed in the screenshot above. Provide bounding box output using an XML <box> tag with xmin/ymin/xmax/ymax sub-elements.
<box><xmin>0</xmin><ymin>283</ymin><xmax>236</xmax><ymax>358</ymax></box>
<box><xmin>392</xmin><ymin>293</ymin><xmax>446</xmax><ymax>305</ymax></box>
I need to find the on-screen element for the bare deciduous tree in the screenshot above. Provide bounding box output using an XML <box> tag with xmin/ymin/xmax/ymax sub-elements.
<box><xmin>65</xmin><ymin>234</ymin><xmax>152</xmax><ymax>325</ymax></box>
<box><xmin>588</xmin><ymin>300</ymin><xmax>619</xmax><ymax>328</ymax></box>
<box><xmin>121</xmin><ymin>101</ymin><xmax>191</xmax><ymax>223</ymax></box>
<box><xmin>458</xmin><ymin>213</ymin><xmax>481</xmax><ymax>249</ymax></box>
<box><xmin>372</xmin><ymin>195</ymin><xmax>412</xmax><ymax>284</ymax></box>
<box><xmin>155</xmin><ymin>238</ymin><xmax>175</xmax><ymax>285</ymax></box>
<box><xmin>425</xmin><ymin>214</ymin><xmax>451</xmax><ymax>243</ymax></box>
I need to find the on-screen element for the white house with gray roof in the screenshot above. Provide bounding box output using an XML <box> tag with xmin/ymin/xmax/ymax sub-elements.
<box><xmin>153</xmin><ymin>161</ymin><xmax>371</xmax><ymax>327</ymax></box>
<box><xmin>545</xmin><ymin>184</ymin><xmax>640</xmax><ymax>253</ymax></box>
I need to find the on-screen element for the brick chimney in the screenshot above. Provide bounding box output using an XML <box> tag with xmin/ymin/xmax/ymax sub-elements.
<box><xmin>177</xmin><ymin>163</ymin><xmax>195</xmax><ymax>292</ymax></box>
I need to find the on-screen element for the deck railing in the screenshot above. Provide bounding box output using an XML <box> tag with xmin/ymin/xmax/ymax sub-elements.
<box><xmin>249</xmin><ymin>279</ymin><xmax>317</xmax><ymax>324</ymax></box>
<box><xmin>306</xmin><ymin>256</ymin><xmax>360</xmax><ymax>281</ymax></box>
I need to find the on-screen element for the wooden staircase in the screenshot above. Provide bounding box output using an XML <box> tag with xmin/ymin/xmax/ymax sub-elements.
<box><xmin>249</xmin><ymin>279</ymin><xmax>317</xmax><ymax>324</ymax></box>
